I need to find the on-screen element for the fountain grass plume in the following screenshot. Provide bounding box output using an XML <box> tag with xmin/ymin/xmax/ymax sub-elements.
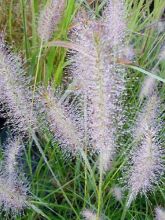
<box><xmin>0</xmin><ymin>37</ymin><xmax>37</xmax><ymax>135</ymax></box>
<box><xmin>70</xmin><ymin>0</ymin><xmax>131</xmax><ymax>171</ymax></box>
<box><xmin>38</xmin><ymin>0</ymin><xmax>66</xmax><ymax>42</ymax></box>
<box><xmin>126</xmin><ymin>94</ymin><xmax>164</xmax><ymax>207</ymax></box>
<box><xmin>103</xmin><ymin>0</ymin><xmax>126</xmax><ymax>48</ymax></box>
<box><xmin>37</xmin><ymin>86</ymin><xmax>84</xmax><ymax>155</ymax></box>
<box><xmin>0</xmin><ymin>177</ymin><xmax>28</xmax><ymax>214</ymax></box>
<box><xmin>4</xmin><ymin>137</ymin><xmax>23</xmax><ymax>178</ymax></box>
<box><xmin>134</xmin><ymin>94</ymin><xmax>160</xmax><ymax>141</ymax></box>
<box><xmin>0</xmin><ymin>138</ymin><xmax>28</xmax><ymax>214</ymax></box>
<box><xmin>127</xmin><ymin>128</ymin><xmax>164</xmax><ymax>206</ymax></box>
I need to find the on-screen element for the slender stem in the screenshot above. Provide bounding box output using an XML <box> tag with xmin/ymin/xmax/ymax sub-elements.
<box><xmin>97</xmin><ymin>152</ymin><xmax>103</xmax><ymax>219</ymax></box>
<box><xmin>83</xmin><ymin>94</ymin><xmax>88</xmax><ymax>208</ymax></box>
<box><xmin>79</xmin><ymin>148</ymin><xmax>97</xmax><ymax>193</ymax></box>
<box><xmin>30</xmin><ymin>0</ymin><xmax>37</xmax><ymax>47</ymax></box>
<box><xmin>30</xmin><ymin>14</ymin><xmax>43</xmax><ymax>123</ymax></box>
<box><xmin>30</xmin><ymin>41</ymin><xmax>44</xmax><ymax>124</ymax></box>
<box><xmin>121</xmin><ymin>192</ymin><xmax>133</xmax><ymax>220</ymax></box>
<box><xmin>32</xmin><ymin>40</ymin><xmax>43</xmax><ymax>106</ymax></box>
<box><xmin>121</xmin><ymin>205</ymin><xmax>128</xmax><ymax>220</ymax></box>
<box><xmin>20</xmin><ymin>0</ymin><xmax>29</xmax><ymax>59</ymax></box>
<box><xmin>8</xmin><ymin>0</ymin><xmax>14</xmax><ymax>41</ymax></box>
<box><xmin>32</xmin><ymin>132</ymin><xmax>79</xmax><ymax>219</ymax></box>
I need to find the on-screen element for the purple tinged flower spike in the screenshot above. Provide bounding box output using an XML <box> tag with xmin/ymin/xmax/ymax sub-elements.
<box><xmin>127</xmin><ymin>128</ymin><xmax>164</xmax><ymax>206</ymax></box>
<box><xmin>70</xmin><ymin>1</ymin><xmax>129</xmax><ymax>171</ymax></box>
<box><xmin>0</xmin><ymin>138</ymin><xmax>28</xmax><ymax>214</ymax></box>
<box><xmin>38</xmin><ymin>86</ymin><xmax>83</xmax><ymax>155</ymax></box>
<box><xmin>0</xmin><ymin>177</ymin><xmax>27</xmax><ymax>214</ymax></box>
<box><xmin>4</xmin><ymin>138</ymin><xmax>23</xmax><ymax>178</ymax></box>
<box><xmin>38</xmin><ymin>0</ymin><xmax>66</xmax><ymax>42</ymax></box>
<box><xmin>134</xmin><ymin>94</ymin><xmax>160</xmax><ymax>141</ymax></box>
<box><xmin>0</xmin><ymin>37</ymin><xmax>37</xmax><ymax>135</ymax></box>
<box><xmin>103</xmin><ymin>0</ymin><xmax>126</xmax><ymax>48</ymax></box>
<box><xmin>126</xmin><ymin>94</ymin><xmax>164</xmax><ymax>207</ymax></box>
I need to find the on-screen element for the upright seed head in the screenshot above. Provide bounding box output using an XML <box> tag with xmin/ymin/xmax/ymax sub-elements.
<box><xmin>126</xmin><ymin>94</ymin><xmax>164</xmax><ymax>207</ymax></box>
<box><xmin>134</xmin><ymin>94</ymin><xmax>160</xmax><ymax>141</ymax></box>
<box><xmin>0</xmin><ymin>138</ymin><xmax>28</xmax><ymax>214</ymax></box>
<box><xmin>3</xmin><ymin>138</ymin><xmax>23</xmax><ymax>178</ymax></box>
<box><xmin>70</xmin><ymin>0</ymin><xmax>130</xmax><ymax>171</ymax></box>
<box><xmin>38</xmin><ymin>86</ymin><xmax>83</xmax><ymax>155</ymax></box>
<box><xmin>0</xmin><ymin>176</ymin><xmax>28</xmax><ymax>214</ymax></box>
<box><xmin>38</xmin><ymin>0</ymin><xmax>66</xmax><ymax>42</ymax></box>
<box><xmin>0</xmin><ymin>37</ymin><xmax>37</xmax><ymax>135</ymax></box>
<box><xmin>128</xmin><ymin>128</ymin><xmax>164</xmax><ymax>204</ymax></box>
<box><xmin>103</xmin><ymin>0</ymin><xmax>126</xmax><ymax>48</ymax></box>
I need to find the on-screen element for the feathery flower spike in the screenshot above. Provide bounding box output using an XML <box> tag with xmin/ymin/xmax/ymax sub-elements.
<box><xmin>70</xmin><ymin>0</ymin><xmax>130</xmax><ymax>171</ymax></box>
<box><xmin>0</xmin><ymin>177</ymin><xmax>27</xmax><ymax>214</ymax></box>
<box><xmin>126</xmin><ymin>94</ymin><xmax>164</xmax><ymax>207</ymax></box>
<box><xmin>127</xmin><ymin>128</ymin><xmax>164</xmax><ymax>206</ymax></box>
<box><xmin>103</xmin><ymin>0</ymin><xmax>126</xmax><ymax>48</ymax></box>
<box><xmin>0</xmin><ymin>138</ymin><xmax>28</xmax><ymax>214</ymax></box>
<box><xmin>4</xmin><ymin>138</ymin><xmax>23</xmax><ymax>178</ymax></box>
<box><xmin>134</xmin><ymin>94</ymin><xmax>160</xmax><ymax>141</ymax></box>
<box><xmin>0</xmin><ymin>37</ymin><xmax>37</xmax><ymax>135</ymax></box>
<box><xmin>155</xmin><ymin>207</ymin><xmax>165</xmax><ymax>220</ymax></box>
<box><xmin>38</xmin><ymin>0</ymin><xmax>66</xmax><ymax>42</ymax></box>
<box><xmin>38</xmin><ymin>86</ymin><xmax>83</xmax><ymax>155</ymax></box>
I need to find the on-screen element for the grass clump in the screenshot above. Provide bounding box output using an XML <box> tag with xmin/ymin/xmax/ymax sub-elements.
<box><xmin>0</xmin><ymin>0</ymin><xmax>164</xmax><ymax>219</ymax></box>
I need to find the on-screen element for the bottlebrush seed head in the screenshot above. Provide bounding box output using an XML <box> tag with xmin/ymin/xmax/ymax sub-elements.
<box><xmin>3</xmin><ymin>138</ymin><xmax>23</xmax><ymax>178</ymax></box>
<box><xmin>38</xmin><ymin>0</ymin><xmax>66</xmax><ymax>42</ymax></box>
<box><xmin>155</xmin><ymin>207</ymin><xmax>165</xmax><ymax>220</ymax></box>
<box><xmin>134</xmin><ymin>94</ymin><xmax>160</xmax><ymax>141</ymax></box>
<box><xmin>127</xmin><ymin>128</ymin><xmax>164</xmax><ymax>206</ymax></box>
<box><xmin>103</xmin><ymin>0</ymin><xmax>126</xmax><ymax>48</ymax></box>
<box><xmin>0</xmin><ymin>138</ymin><xmax>28</xmax><ymax>214</ymax></box>
<box><xmin>126</xmin><ymin>93</ymin><xmax>164</xmax><ymax>206</ymax></box>
<box><xmin>38</xmin><ymin>86</ymin><xmax>83</xmax><ymax>155</ymax></box>
<box><xmin>0</xmin><ymin>176</ymin><xmax>28</xmax><ymax>214</ymax></box>
<box><xmin>70</xmin><ymin>3</ymin><xmax>128</xmax><ymax>170</ymax></box>
<box><xmin>0</xmin><ymin>37</ymin><xmax>37</xmax><ymax>135</ymax></box>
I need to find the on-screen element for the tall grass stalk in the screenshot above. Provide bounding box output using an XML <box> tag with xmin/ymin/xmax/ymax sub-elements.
<box><xmin>32</xmin><ymin>40</ymin><xmax>43</xmax><ymax>103</ymax></box>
